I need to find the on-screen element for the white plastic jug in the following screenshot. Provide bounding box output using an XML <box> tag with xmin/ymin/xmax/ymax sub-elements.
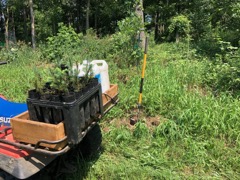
<box><xmin>91</xmin><ymin>60</ymin><xmax>110</xmax><ymax>93</ymax></box>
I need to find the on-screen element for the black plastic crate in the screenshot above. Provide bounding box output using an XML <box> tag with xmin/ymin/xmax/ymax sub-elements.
<box><xmin>27</xmin><ymin>83</ymin><xmax>103</xmax><ymax>145</ymax></box>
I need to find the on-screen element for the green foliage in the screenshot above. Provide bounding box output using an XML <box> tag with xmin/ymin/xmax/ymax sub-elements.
<box><xmin>217</xmin><ymin>41</ymin><xmax>238</xmax><ymax>60</ymax></box>
<box><xmin>133</xmin><ymin>121</ymin><xmax>149</xmax><ymax>139</ymax></box>
<box><xmin>81</xmin><ymin>29</ymin><xmax>113</xmax><ymax>60</ymax></box>
<box><xmin>42</xmin><ymin>24</ymin><xmax>112</xmax><ymax>63</ymax></box>
<box><xmin>168</xmin><ymin>15</ymin><xmax>191</xmax><ymax>42</ymax></box>
<box><xmin>32</xmin><ymin>60</ymin><xmax>93</xmax><ymax>96</ymax></box>
<box><xmin>0</xmin><ymin>48</ymin><xmax>19</xmax><ymax>62</ymax></box>
<box><xmin>153</xmin><ymin>120</ymin><xmax>182</xmax><ymax>142</ymax></box>
<box><xmin>195</xmin><ymin>24</ymin><xmax>239</xmax><ymax>57</ymax></box>
<box><xmin>0</xmin><ymin>45</ymin><xmax>41</xmax><ymax>102</ymax></box>
<box><xmin>105</xmin><ymin>125</ymin><xmax>132</xmax><ymax>144</ymax></box>
<box><xmin>219</xmin><ymin>29</ymin><xmax>240</xmax><ymax>47</ymax></box>
<box><xmin>32</xmin><ymin>67</ymin><xmax>45</xmax><ymax>93</ymax></box>
<box><xmin>111</xmin><ymin>15</ymin><xmax>143</xmax><ymax>67</ymax></box>
<box><xmin>42</xmin><ymin>23</ymin><xmax>83</xmax><ymax>63</ymax></box>
<box><xmin>34</xmin><ymin>7</ymin><xmax>62</xmax><ymax>41</ymax></box>
<box><xmin>47</xmin><ymin>66</ymin><xmax>70</xmax><ymax>94</ymax></box>
<box><xmin>203</xmin><ymin>40</ymin><xmax>240</xmax><ymax>95</ymax></box>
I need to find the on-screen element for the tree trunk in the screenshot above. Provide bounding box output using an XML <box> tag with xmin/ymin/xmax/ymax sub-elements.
<box><xmin>68</xmin><ymin>12</ymin><xmax>71</xmax><ymax>26</ymax></box>
<box><xmin>11</xmin><ymin>11</ymin><xmax>16</xmax><ymax>43</ymax></box>
<box><xmin>76</xmin><ymin>0</ymin><xmax>82</xmax><ymax>33</ymax></box>
<box><xmin>154</xmin><ymin>11</ymin><xmax>159</xmax><ymax>42</ymax></box>
<box><xmin>76</xmin><ymin>5</ymin><xmax>80</xmax><ymax>32</ymax></box>
<box><xmin>135</xmin><ymin>0</ymin><xmax>145</xmax><ymax>48</ymax></box>
<box><xmin>94</xmin><ymin>10</ymin><xmax>97</xmax><ymax>31</ymax></box>
<box><xmin>52</xmin><ymin>23</ymin><xmax>56</xmax><ymax>35</ymax></box>
<box><xmin>29</xmin><ymin>0</ymin><xmax>36</xmax><ymax>49</ymax></box>
<box><xmin>86</xmin><ymin>0</ymin><xmax>90</xmax><ymax>30</ymax></box>
<box><xmin>23</xmin><ymin>8</ymin><xmax>28</xmax><ymax>42</ymax></box>
<box><xmin>5</xmin><ymin>7</ymin><xmax>9</xmax><ymax>49</ymax></box>
<box><xmin>176</xmin><ymin>30</ymin><xmax>179</xmax><ymax>43</ymax></box>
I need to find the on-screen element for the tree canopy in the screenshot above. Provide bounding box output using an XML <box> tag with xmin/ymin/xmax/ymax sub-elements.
<box><xmin>0</xmin><ymin>0</ymin><xmax>239</xmax><ymax>50</ymax></box>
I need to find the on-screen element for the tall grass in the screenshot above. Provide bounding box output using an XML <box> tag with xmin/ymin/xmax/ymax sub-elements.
<box><xmin>0</xmin><ymin>46</ymin><xmax>42</xmax><ymax>102</ymax></box>
<box><xmin>90</xmin><ymin>43</ymin><xmax>240</xmax><ymax>179</ymax></box>
<box><xmin>0</xmin><ymin>42</ymin><xmax>240</xmax><ymax>179</ymax></box>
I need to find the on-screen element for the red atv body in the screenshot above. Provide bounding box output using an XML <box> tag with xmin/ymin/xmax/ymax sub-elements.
<box><xmin>0</xmin><ymin>126</ymin><xmax>58</xmax><ymax>179</ymax></box>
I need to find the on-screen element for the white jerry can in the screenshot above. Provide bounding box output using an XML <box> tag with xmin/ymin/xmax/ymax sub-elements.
<box><xmin>91</xmin><ymin>60</ymin><xmax>110</xmax><ymax>93</ymax></box>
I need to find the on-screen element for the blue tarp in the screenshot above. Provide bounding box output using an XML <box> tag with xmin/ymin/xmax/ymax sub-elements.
<box><xmin>0</xmin><ymin>98</ymin><xmax>27</xmax><ymax>126</ymax></box>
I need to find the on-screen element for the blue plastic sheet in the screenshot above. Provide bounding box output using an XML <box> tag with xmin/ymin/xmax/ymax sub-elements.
<box><xmin>0</xmin><ymin>98</ymin><xmax>27</xmax><ymax>127</ymax></box>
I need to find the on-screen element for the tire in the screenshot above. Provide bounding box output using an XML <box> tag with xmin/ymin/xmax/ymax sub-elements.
<box><xmin>79</xmin><ymin>123</ymin><xmax>102</xmax><ymax>158</ymax></box>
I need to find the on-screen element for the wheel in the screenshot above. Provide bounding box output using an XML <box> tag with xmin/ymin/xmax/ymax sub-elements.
<box><xmin>78</xmin><ymin>123</ymin><xmax>102</xmax><ymax>158</ymax></box>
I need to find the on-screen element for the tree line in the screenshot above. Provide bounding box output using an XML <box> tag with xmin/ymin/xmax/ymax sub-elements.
<box><xmin>0</xmin><ymin>0</ymin><xmax>239</xmax><ymax>51</ymax></box>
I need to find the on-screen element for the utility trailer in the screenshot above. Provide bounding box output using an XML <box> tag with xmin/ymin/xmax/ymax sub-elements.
<box><xmin>0</xmin><ymin>84</ymin><xmax>118</xmax><ymax>179</ymax></box>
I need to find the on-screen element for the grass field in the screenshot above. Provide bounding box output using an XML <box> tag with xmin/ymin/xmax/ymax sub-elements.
<box><xmin>0</xmin><ymin>43</ymin><xmax>239</xmax><ymax>179</ymax></box>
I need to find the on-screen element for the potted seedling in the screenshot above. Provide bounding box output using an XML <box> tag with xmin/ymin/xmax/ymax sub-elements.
<box><xmin>27</xmin><ymin>60</ymin><xmax>103</xmax><ymax>144</ymax></box>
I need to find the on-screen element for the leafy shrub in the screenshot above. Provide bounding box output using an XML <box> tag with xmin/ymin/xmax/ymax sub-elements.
<box><xmin>168</xmin><ymin>15</ymin><xmax>191</xmax><ymax>43</ymax></box>
<box><xmin>111</xmin><ymin>15</ymin><xmax>143</xmax><ymax>67</ymax></box>
<box><xmin>220</xmin><ymin>29</ymin><xmax>240</xmax><ymax>47</ymax></box>
<box><xmin>41</xmin><ymin>23</ymin><xmax>83</xmax><ymax>63</ymax></box>
<box><xmin>41</xmin><ymin>16</ymin><xmax>145</xmax><ymax>68</ymax></box>
<box><xmin>195</xmin><ymin>30</ymin><xmax>221</xmax><ymax>57</ymax></box>
<box><xmin>204</xmin><ymin>41</ymin><xmax>240</xmax><ymax>96</ymax></box>
<box><xmin>81</xmin><ymin>29</ymin><xmax>112</xmax><ymax>60</ymax></box>
<box><xmin>0</xmin><ymin>48</ymin><xmax>18</xmax><ymax>62</ymax></box>
<box><xmin>195</xmin><ymin>24</ymin><xmax>240</xmax><ymax>57</ymax></box>
<box><xmin>42</xmin><ymin>24</ymin><xmax>112</xmax><ymax>63</ymax></box>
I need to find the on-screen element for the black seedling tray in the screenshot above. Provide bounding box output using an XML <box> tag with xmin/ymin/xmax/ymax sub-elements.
<box><xmin>27</xmin><ymin>83</ymin><xmax>103</xmax><ymax>145</ymax></box>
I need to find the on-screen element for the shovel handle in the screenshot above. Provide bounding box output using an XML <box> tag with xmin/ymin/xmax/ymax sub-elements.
<box><xmin>138</xmin><ymin>36</ymin><xmax>148</xmax><ymax>106</ymax></box>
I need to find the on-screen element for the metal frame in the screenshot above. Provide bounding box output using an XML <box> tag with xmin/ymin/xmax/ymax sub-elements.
<box><xmin>0</xmin><ymin>121</ymin><xmax>100</xmax><ymax>156</ymax></box>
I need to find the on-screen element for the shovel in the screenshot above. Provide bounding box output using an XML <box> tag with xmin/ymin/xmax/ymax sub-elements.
<box><xmin>130</xmin><ymin>36</ymin><xmax>148</xmax><ymax>125</ymax></box>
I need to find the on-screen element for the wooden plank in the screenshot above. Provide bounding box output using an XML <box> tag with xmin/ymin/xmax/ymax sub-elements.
<box><xmin>102</xmin><ymin>84</ymin><xmax>118</xmax><ymax>111</ymax></box>
<box><xmin>13</xmin><ymin>111</ymin><xmax>29</xmax><ymax>120</ymax></box>
<box><xmin>102</xmin><ymin>84</ymin><xmax>118</xmax><ymax>105</ymax></box>
<box><xmin>11</xmin><ymin>111</ymin><xmax>67</xmax><ymax>150</ymax></box>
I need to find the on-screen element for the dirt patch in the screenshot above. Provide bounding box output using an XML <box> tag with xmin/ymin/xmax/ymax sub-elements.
<box><xmin>146</xmin><ymin>116</ymin><xmax>161</xmax><ymax>127</ymax></box>
<box><xmin>102</xmin><ymin>111</ymin><xmax>167</xmax><ymax>133</ymax></box>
